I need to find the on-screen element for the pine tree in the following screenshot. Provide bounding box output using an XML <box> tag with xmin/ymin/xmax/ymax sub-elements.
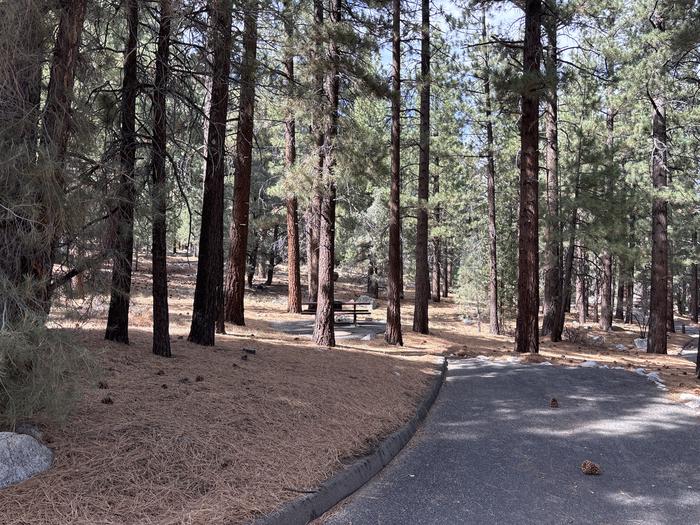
<box><xmin>189</xmin><ymin>0</ymin><xmax>234</xmax><ymax>346</ymax></box>
<box><xmin>515</xmin><ymin>0</ymin><xmax>542</xmax><ymax>354</ymax></box>
<box><xmin>224</xmin><ymin>1</ymin><xmax>259</xmax><ymax>326</ymax></box>
<box><xmin>412</xmin><ymin>0</ymin><xmax>431</xmax><ymax>335</ymax></box>
<box><xmin>385</xmin><ymin>0</ymin><xmax>403</xmax><ymax>346</ymax></box>
<box><xmin>151</xmin><ymin>0</ymin><xmax>172</xmax><ymax>357</ymax></box>
<box><xmin>106</xmin><ymin>0</ymin><xmax>139</xmax><ymax>344</ymax></box>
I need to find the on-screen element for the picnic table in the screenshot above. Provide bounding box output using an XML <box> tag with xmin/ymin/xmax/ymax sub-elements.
<box><xmin>301</xmin><ymin>300</ymin><xmax>373</xmax><ymax>325</ymax></box>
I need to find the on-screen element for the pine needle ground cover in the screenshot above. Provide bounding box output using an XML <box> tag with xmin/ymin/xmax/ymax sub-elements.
<box><xmin>0</xmin><ymin>258</ymin><xmax>437</xmax><ymax>524</ymax></box>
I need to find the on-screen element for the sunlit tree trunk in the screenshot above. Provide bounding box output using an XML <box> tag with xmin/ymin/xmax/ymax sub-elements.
<box><xmin>385</xmin><ymin>0</ymin><xmax>403</xmax><ymax>345</ymax></box>
<box><xmin>648</xmin><ymin>17</ymin><xmax>668</xmax><ymax>354</ymax></box>
<box><xmin>412</xmin><ymin>0</ymin><xmax>430</xmax><ymax>337</ymax></box>
<box><xmin>313</xmin><ymin>0</ymin><xmax>340</xmax><ymax>346</ymax></box>
<box><xmin>283</xmin><ymin>0</ymin><xmax>301</xmax><ymax>313</ymax></box>
<box><xmin>224</xmin><ymin>2</ymin><xmax>258</xmax><ymax>325</ymax></box>
<box><xmin>691</xmin><ymin>231</ymin><xmax>698</xmax><ymax>323</ymax></box>
<box><xmin>515</xmin><ymin>0</ymin><xmax>542</xmax><ymax>354</ymax></box>
<box><xmin>481</xmin><ymin>11</ymin><xmax>499</xmax><ymax>335</ymax></box>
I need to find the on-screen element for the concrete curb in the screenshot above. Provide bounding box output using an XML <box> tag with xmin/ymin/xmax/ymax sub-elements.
<box><xmin>252</xmin><ymin>357</ymin><xmax>447</xmax><ymax>525</ymax></box>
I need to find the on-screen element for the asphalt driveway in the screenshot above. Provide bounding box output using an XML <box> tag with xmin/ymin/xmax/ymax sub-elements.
<box><xmin>323</xmin><ymin>359</ymin><xmax>700</xmax><ymax>525</ymax></box>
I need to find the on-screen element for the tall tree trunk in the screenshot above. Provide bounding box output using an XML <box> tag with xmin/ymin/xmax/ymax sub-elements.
<box><xmin>691</xmin><ymin>231</ymin><xmax>698</xmax><ymax>323</ymax></box>
<box><xmin>306</xmin><ymin>198</ymin><xmax>320</xmax><ymax>300</ymax></box>
<box><xmin>413</xmin><ymin>0</ymin><xmax>430</xmax><ymax>337</ymax></box>
<box><xmin>36</xmin><ymin>0</ymin><xmax>88</xmax><ymax>314</ymax></box>
<box><xmin>266</xmin><ymin>224</ymin><xmax>278</xmax><ymax>285</ymax></box>
<box><xmin>106</xmin><ymin>0</ymin><xmax>139</xmax><ymax>344</ymax></box>
<box><xmin>224</xmin><ymin>2</ymin><xmax>258</xmax><ymax>325</ymax></box>
<box><xmin>624</xmin><ymin>215</ymin><xmax>636</xmax><ymax>323</ymax></box>
<box><xmin>515</xmin><ymin>0</ymin><xmax>542</xmax><ymax>354</ymax></box>
<box><xmin>313</xmin><ymin>0</ymin><xmax>340</xmax><ymax>347</ymax></box>
<box><xmin>431</xmin><ymin>158</ymin><xmax>441</xmax><ymax>303</ymax></box>
<box><xmin>189</xmin><ymin>0</ymin><xmax>233</xmax><ymax>346</ymax></box>
<box><xmin>576</xmin><ymin>246</ymin><xmax>586</xmax><ymax>325</ymax></box>
<box><xmin>247</xmin><ymin>230</ymin><xmax>259</xmax><ymax>287</ymax></box>
<box><xmin>151</xmin><ymin>0</ymin><xmax>172</xmax><ymax>357</ymax></box>
<box><xmin>553</xmin><ymin>123</ymin><xmax>583</xmax><ymax>340</ymax></box>
<box><xmin>385</xmin><ymin>0</ymin><xmax>403</xmax><ymax>345</ymax></box>
<box><xmin>283</xmin><ymin>0</ymin><xmax>302</xmax><ymax>313</ymax></box>
<box><xmin>625</xmin><ymin>272</ymin><xmax>634</xmax><ymax>324</ymax></box>
<box><xmin>600</xmin><ymin>253</ymin><xmax>613</xmax><ymax>330</ymax></box>
<box><xmin>648</xmin><ymin>29</ymin><xmax>668</xmax><ymax>354</ymax></box>
<box><xmin>307</xmin><ymin>0</ymin><xmax>325</xmax><ymax>303</ymax></box>
<box><xmin>615</xmin><ymin>262</ymin><xmax>625</xmax><ymax>320</ymax></box>
<box><xmin>443</xmin><ymin>247</ymin><xmax>450</xmax><ymax>298</ymax></box>
<box><xmin>593</xmin><ymin>275</ymin><xmax>600</xmax><ymax>323</ymax></box>
<box><xmin>667</xmin><ymin>239</ymin><xmax>675</xmax><ymax>332</ymax></box>
<box><xmin>287</xmin><ymin>197</ymin><xmax>302</xmax><ymax>311</ymax></box>
<box><xmin>482</xmin><ymin>11</ymin><xmax>500</xmax><ymax>335</ymax></box>
<box><xmin>598</xmin><ymin>77</ymin><xmax>615</xmax><ymax>332</ymax></box>
<box><xmin>541</xmin><ymin>0</ymin><xmax>560</xmax><ymax>337</ymax></box>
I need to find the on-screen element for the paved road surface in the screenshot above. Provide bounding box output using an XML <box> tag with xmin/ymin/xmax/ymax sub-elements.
<box><xmin>323</xmin><ymin>359</ymin><xmax>700</xmax><ymax>525</ymax></box>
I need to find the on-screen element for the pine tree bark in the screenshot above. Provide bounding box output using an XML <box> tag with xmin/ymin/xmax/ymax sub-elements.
<box><xmin>313</xmin><ymin>0</ymin><xmax>341</xmax><ymax>347</ymax></box>
<box><xmin>306</xmin><ymin>197</ymin><xmax>321</xmax><ymax>300</ymax></box>
<box><xmin>515</xmin><ymin>0</ymin><xmax>542</xmax><ymax>354</ymax></box>
<box><xmin>35</xmin><ymin>0</ymin><xmax>88</xmax><ymax>314</ymax></box>
<box><xmin>314</xmin><ymin>183</ymin><xmax>336</xmax><ymax>346</ymax></box>
<box><xmin>224</xmin><ymin>3</ymin><xmax>258</xmax><ymax>325</ymax></box>
<box><xmin>412</xmin><ymin>0</ymin><xmax>430</xmax><ymax>334</ymax></box>
<box><xmin>189</xmin><ymin>0</ymin><xmax>233</xmax><ymax>346</ymax></box>
<box><xmin>667</xmin><ymin>239</ymin><xmax>675</xmax><ymax>332</ymax></box>
<box><xmin>600</xmin><ymin>253</ymin><xmax>613</xmax><ymax>330</ymax></box>
<box><xmin>431</xmin><ymin>161</ymin><xmax>441</xmax><ymax>303</ymax></box>
<box><xmin>287</xmin><ymin>197</ymin><xmax>302</xmax><ymax>311</ymax></box>
<box><xmin>691</xmin><ymin>231</ymin><xmax>698</xmax><ymax>323</ymax></box>
<box><xmin>576</xmin><ymin>246</ymin><xmax>586</xmax><ymax>325</ymax></box>
<box><xmin>625</xmin><ymin>272</ymin><xmax>634</xmax><ymax>324</ymax></box>
<box><xmin>247</xmin><ymin>229</ymin><xmax>260</xmax><ymax>287</ymax></box>
<box><xmin>443</xmin><ymin>248</ymin><xmax>450</xmax><ymax>298</ymax></box>
<box><xmin>541</xmin><ymin>0</ymin><xmax>560</xmax><ymax>338</ymax></box>
<box><xmin>266</xmin><ymin>224</ymin><xmax>278</xmax><ymax>285</ymax></box>
<box><xmin>385</xmin><ymin>0</ymin><xmax>403</xmax><ymax>345</ymax></box>
<box><xmin>151</xmin><ymin>0</ymin><xmax>172</xmax><ymax>357</ymax></box>
<box><xmin>106</xmin><ymin>0</ymin><xmax>139</xmax><ymax>344</ymax></box>
<box><xmin>553</xmin><ymin>122</ymin><xmax>583</xmax><ymax>340</ymax></box>
<box><xmin>307</xmin><ymin>0</ymin><xmax>325</xmax><ymax>303</ymax></box>
<box><xmin>283</xmin><ymin>0</ymin><xmax>302</xmax><ymax>313</ymax></box>
<box><xmin>615</xmin><ymin>263</ymin><xmax>625</xmax><ymax>320</ymax></box>
<box><xmin>482</xmin><ymin>11</ymin><xmax>500</xmax><ymax>335</ymax></box>
<box><xmin>648</xmin><ymin>34</ymin><xmax>668</xmax><ymax>354</ymax></box>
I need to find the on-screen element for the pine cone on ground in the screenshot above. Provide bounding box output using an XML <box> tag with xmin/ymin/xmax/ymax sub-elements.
<box><xmin>581</xmin><ymin>460</ymin><xmax>601</xmax><ymax>475</ymax></box>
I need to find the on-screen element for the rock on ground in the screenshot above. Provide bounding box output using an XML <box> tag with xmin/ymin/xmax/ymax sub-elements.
<box><xmin>0</xmin><ymin>432</ymin><xmax>53</xmax><ymax>489</ymax></box>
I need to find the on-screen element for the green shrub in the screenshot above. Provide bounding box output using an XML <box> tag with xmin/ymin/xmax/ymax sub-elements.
<box><xmin>0</xmin><ymin>324</ymin><xmax>94</xmax><ymax>429</ymax></box>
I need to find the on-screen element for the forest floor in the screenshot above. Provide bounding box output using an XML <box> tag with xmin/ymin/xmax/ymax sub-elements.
<box><xmin>0</xmin><ymin>256</ymin><xmax>438</xmax><ymax>525</ymax></box>
<box><xmin>2</xmin><ymin>254</ymin><xmax>698</xmax><ymax>524</ymax></box>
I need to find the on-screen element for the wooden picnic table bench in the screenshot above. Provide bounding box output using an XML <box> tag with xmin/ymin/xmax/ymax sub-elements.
<box><xmin>301</xmin><ymin>300</ymin><xmax>373</xmax><ymax>325</ymax></box>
